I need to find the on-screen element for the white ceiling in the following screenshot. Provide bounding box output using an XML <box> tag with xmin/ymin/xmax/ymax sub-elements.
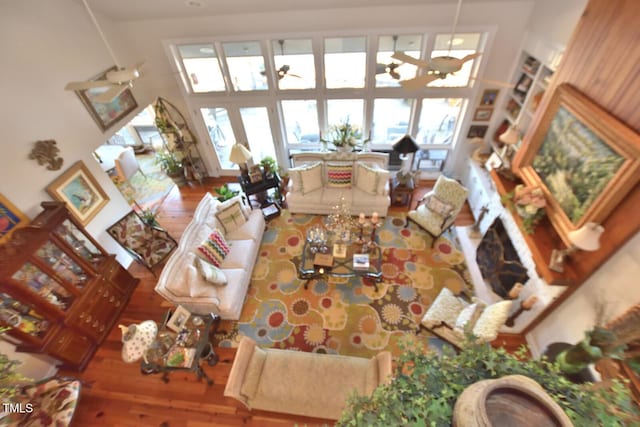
<box><xmin>87</xmin><ymin>0</ymin><xmax>535</xmax><ymax>22</ymax></box>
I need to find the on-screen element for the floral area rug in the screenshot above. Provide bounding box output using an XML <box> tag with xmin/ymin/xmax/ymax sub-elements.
<box><xmin>109</xmin><ymin>153</ymin><xmax>175</xmax><ymax>212</ymax></box>
<box><xmin>216</xmin><ymin>210</ymin><xmax>472</xmax><ymax>359</ymax></box>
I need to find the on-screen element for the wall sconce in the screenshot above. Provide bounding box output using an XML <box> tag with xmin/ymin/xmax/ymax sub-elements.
<box><xmin>549</xmin><ymin>222</ymin><xmax>605</xmax><ymax>273</ymax></box>
<box><xmin>229</xmin><ymin>143</ymin><xmax>253</xmax><ymax>177</ymax></box>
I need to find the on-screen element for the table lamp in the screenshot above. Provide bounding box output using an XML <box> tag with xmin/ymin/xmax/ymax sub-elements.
<box><xmin>549</xmin><ymin>222</ymin><xmax>604</xmax><ymax>273</ymax></box>
<box><xmin>392</xmin><ymin>134</ymin><xmax>419</xmax><ymax>181</ymax></box>
<box><xmin>229</xmin><ymin>143</ymin><xmax>253</xmax><ymax>177</ymax></box>
<box><xmin>119</xmin><ymin>320</ymin><xmax>158</xmax><ymax>363</ymax></box>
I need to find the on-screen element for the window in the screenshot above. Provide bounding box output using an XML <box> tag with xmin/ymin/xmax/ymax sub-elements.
<box><xmin>177</xmin><ymin>44</ymin><xmax>226</xmax><ymax>93</ymax></box>
<box><xmin>272</xmin><ymin>39</ymin><xmax>316</xmax><ymax>90</ymax></box>
<box><xmin>428</xmin><ymin>33</ymin><xmax>482</xmax><ymax>88</ymax></box>
<box><xmin>324</xmin><ymin>37</ymin><xmax>367</xmax><ymax>89</ymax></box>
<box><xmin>372</xmin><ymin>99</ymin><xmax>413</xmax><ymax>144</ymax></box>
<box><xmin>416</xmin><ymin>98</ymin><xmax>464</xmax><ymax>145</ymax></box>
<box><xmin>222</xmin><ymin>41</ymin><xmax>268</xmax><ymax>91</ymax></box>
<box><xmin>200</xmin><ymin>108</ymin><xmax>236</xmax><ymax>170</ymax></box>
<box><xmin>239</xmin><ymin>107</ymin><xmax>277</xmax><ymax>161</ymax></box>
<box><xmin>326</xmin><ymin>99</ymin><xmax>364</xmax><ymax>129</ymax></box>
<box><xmin>375</xmin><ymin>35</ymin><xmax>422</xmax><ymax>88</ymax></box>
<box><xmin>281</xmin><ymin>100</ymin><xmax>319</xmax><ymax>144</ymax></box>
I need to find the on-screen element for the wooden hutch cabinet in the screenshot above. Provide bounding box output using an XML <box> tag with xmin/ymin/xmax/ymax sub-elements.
<box><xmin>0</xmin><ymin>202</ymin><xmax>138</xmax><ymax>370</ymax></box>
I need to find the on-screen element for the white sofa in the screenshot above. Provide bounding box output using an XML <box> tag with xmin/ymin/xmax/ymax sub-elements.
<box><xmin>285</xmin><ymin>152</ymin><xmax>391</xmax><ymax>216</ymax></box>
<box><xmin>155</xmin><ymin>193</ymin><xmax>265</xmax><ymax>319</ymax></box>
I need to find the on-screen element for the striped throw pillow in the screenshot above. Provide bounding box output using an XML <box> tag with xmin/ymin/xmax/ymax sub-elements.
<box><xmin>326</xmin><ymin>163</ymin><xmax>352</xmax><ymax>188</ymax></box>
<box><xmin>196</xmin><ymin>230</ymin><xmax>230</xmax><ymax>267</ymax></box>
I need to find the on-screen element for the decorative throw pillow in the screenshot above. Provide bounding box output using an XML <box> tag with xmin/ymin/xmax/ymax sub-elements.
<box><xmin>217</xmin><ymin>195</ymin><xmax>250</xmax><ymax>220</ymax></box>
<box><xmin>453</xmin><ymin>303</ymin><xmax>485</xmax><ymax>338</ymax></box>
<box><xmin>193</xmin><ymin>257</ymin><xmax>227</xmax><ymax>286</ymax></box>
<box><xmin>289</xmin><ymin>162</ymin><xmax>323</xmax><ymax>195</ymax></box>
<box><xmin>196</xmin><ymin>230</ymin><xmax>230</xmax><ymax>267</ymax></box>
<box><xmin>472</xmin><ymin>300</ymin><xmax>513</xmax><ymax>342</ymax></box>
<box><xmin>425</xmin><ymin>195</ymin><xmax>454</xmax><ymax>217</ymax></box>
<box><xmin>421</xmin><ymin>287</ymin><xmax>467</xmax><ymax>329</ymax></box>
<box><xmin>326</xmin><ymin>162</ymin><xmax>352</xmax><ymax>188</ymax></box>
<box><xmin>215</xmin><ymin>199</ymin><xmax>247</xmax><ymax>234</ymax></box>
<box><xmin>354</xmin><ymin>162</ymin><xmax>389</xmax><ymax>195</ymax></box>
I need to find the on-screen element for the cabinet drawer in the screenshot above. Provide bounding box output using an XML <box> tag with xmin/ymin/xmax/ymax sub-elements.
<box><xmin>104</xmin><ymin>258</ymin><xmax>138</xmax><ymax>294</ymax></box>
<box><xmin>47</xmin><ymin>328</ymin><xmax>94</xmax><ymax>368</ymax></box>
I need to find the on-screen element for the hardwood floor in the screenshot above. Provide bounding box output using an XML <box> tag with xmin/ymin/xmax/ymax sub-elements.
<box><xmin>59</xmin><ymin>178</ymin><xmax>511</xmax><ymax>426</ymax></box>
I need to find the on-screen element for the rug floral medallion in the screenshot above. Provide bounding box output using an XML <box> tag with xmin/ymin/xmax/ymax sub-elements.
<box><xmin>216</xmin><ymin>210</ymin><xmax>472</xmax><ymax>359</ymax></box>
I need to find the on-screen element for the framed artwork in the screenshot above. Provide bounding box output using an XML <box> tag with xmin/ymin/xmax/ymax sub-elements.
<box><xmin>467</xmin><ymin>125</ymin><xmax>488</xmax><ymax>139</ymax></box>
<box><xmin>248</xmin><ymin>165</ymin><xmax>263</xmax><ymax>184</ymax></box>
<box><xmin>167</xmin><ymin>305</ymin><xmax>191</xmax><ymax>332</ymax></box>
<box><xmin>0</xmin><ymin>194</ymin><xmax>29</xmax><ymax>243</ymax></box>
<box><xmin>75</xmin><ymin>66</ymin><xmax>138</xmax><ymax>132</ymax></box>
<box><xmin>473</xmin><ymin>107</ymin><xmax>494</xmax><ymax>121</ymax></box>
<box><xmin>515</xmin><ymin>84</ymin><xmax>640</xmax><ymax>245</ymax></box>
<box><xmin>46</xmin><ymin>161</ymin><xmax>110</xmax><ymax>226</ymax></box>
<box><xmin>480</xmin><ymin>89</ymin><xmax>500</xmax><ymax>106</ymax></box>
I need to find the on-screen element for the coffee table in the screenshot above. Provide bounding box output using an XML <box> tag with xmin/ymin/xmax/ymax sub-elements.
<box><xmin>297</xmin><ymin>240</ymin><xmax>383</xmax><ymax>291</ymax></box>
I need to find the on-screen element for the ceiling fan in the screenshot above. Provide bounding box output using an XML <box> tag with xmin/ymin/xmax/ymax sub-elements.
<box><xmin>266</xmin><ymin>40</ymin><xmax>302</xmax><ymax>81</ymax></box>
<box><xmin>64</xmin><ymin>0</ymin><xmax>144</xmax><ymax>103</ymax></box>
<box><xmin>375</xmin><ymin>35</ymin><xmax>402</xmax><ymax>80</ymax></box>
<box><xmin>393</xmin><ymin>0</ymin><xmax>481</xmax><ymax>89</ymax></box>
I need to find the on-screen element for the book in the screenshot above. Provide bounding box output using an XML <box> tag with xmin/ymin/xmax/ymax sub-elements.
<box><xmin>165</xmin><ymin>346</ymin><xmax>197</xmax><ymax>368</ymax></box>
<box><xmin>353</xmin><ymin>253</ymin><xmax>370</xmax><ymax>270</ymax></box>
<box><xmin>333</xmin><ymin>243</ymin><xmax>347</xmax><ymax>259</ymax></box>
<box><xmin>313</xmin><ymin>253</ymin><xmax>334</xmax><ymax>268</ymax></box>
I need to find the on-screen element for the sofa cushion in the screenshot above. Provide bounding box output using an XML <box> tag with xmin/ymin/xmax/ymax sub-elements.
<box><xmin>290</xmin><ymin>162</ymin><xmax>323</xmax><ymax>195</ymax></box>
<box><xmin>216</xmin><ymin>199</ymin><xmax>247</xmax><ymax>234</ymax></box>
<box><xmin>426</xmin><ymin>195</ymin><xmax>454</xmax><ymax>217</ymax></box>
<box><xmin>364</xmin><ymin>356</ymin><xmax>379</xmax><ymax>395</ymax></box>
<box><xmin>240</xmin><ymin>346</ymin><xmax>267</xmax><ymax>400</ymax></box>
<box><xmin>355</xmin><ymin>162</ymin><xmax>389</xmax><ymax>195</ymax></box>
<box><xmin>453</xmin><ymin>302</ymin><xmax>484</xmax><ymax>338</ymax></box>
<box><xmin>226</xmin><ymin>210</ymin><xmax>264</xmax><ymax>242</ymax></box>
<box><xmin>196</xmin><ymin>230</ymin><xmax>230</xmax><ymax>267</ymax></box>
<box><xmin>326</xmin><ymin>162</ymin><xmax>352</xmax><ymax>188</ymax></box>
<box><xmin>187</xmin><ymin>264</ymin><xmax>221</xmax><ymax>298</ymax></box>
<box><xmin>194</xmin><ymin>257</ymin><xmax>227</xmax><ymax>286</ymax></box>
<box><xmin>221</xmin><ymin>239</ymin><xmax>254</xmax><ymax>269</ymax></box>
<box><xmin>473</xmin><ymin>300</ymin><xmax>513</xmax><ymax>342</ymax></box>
<box><xmin>421</xmin><ymin>287</ymin><xmax>468</xmax><ymax>329</ymax></box>
<box><xmin>218</xmin><ymin>194</ymin><xmax>250</xmax><ymax>218</ymax></box>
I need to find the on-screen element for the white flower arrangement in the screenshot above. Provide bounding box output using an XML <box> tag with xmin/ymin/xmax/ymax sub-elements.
<box><xmin>321</xmin><ymin>120</ymin><xmax>370</xmax><ymax>149</ymax></box>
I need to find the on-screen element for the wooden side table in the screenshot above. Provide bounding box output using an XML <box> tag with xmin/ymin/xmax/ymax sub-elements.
<box><xmin>391</xmin><ymin>176</ymin><xmax>415</xmax><ymax>207</ymax></box>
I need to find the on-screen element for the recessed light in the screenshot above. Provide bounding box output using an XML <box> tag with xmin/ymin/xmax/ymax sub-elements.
<box><xmin>185</xmin><ymin>0</ymin><xmax>204</xmax><ymax>7</ymax></box>
<box><xmin>451</xmin><ymin>38</ymin><xmax>464</xmax><ymax>46</ymax></box>
<box><xmin>199</xmin><ymin>47</ymin><xmax>214</xmax><ymax>54</ymax></box>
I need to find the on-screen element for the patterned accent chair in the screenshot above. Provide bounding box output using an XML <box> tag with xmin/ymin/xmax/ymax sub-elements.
<box><xmin>405</xmin><ymin>175</ymin><xmax>469</xmax><ymax>247</ymax></box>
<box><xmin>107</xmin><ymin>211</ymin><xmax>177</xmax><ymax>275</ymax></box>
<box><xmin>4</xmin><ymin>377</ymin><xmax>81</xmax><ymax>426</ymax></box>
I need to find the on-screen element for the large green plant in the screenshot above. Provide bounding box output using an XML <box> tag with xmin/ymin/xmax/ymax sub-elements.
<box><xmin>337</xmin><ymin>339</ymin><xmax>639</xmax><ymax>427</ymax></box>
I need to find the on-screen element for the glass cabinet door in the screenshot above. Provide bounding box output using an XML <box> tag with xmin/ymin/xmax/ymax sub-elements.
<box><xmin>35</xmin><ymin>241</ymin><xmax>90</xmax><ymax>289</ymax></box>
<box><xmin>11</xmin><ymin>263</ymin><xmax>74</xmax><ymax>311</ymax></box>
<box><xmin>54</xmin><ymin>220</ymin><xmax>104</xmax><ymax>266</ymax></box>
<box><xmin>0</xmin><ymin>292</ymin><xmax>51</xmax><ymax>339</ymax></box>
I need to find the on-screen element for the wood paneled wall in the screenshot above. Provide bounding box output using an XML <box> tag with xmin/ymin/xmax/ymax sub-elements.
<box><xmin>513</xmin><ymin>0</ymin><xmax>640</xmax><ymax>334</ymax></box>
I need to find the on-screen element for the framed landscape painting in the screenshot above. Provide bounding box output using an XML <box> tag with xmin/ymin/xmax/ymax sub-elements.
<box><xmin>515</xmin><ymin>84</ymin><xmax>640</xmax><ymax>245</ymax></box>
<box><xmin>0</xmin><ymin>194</ymin><xmax>29</xmax><ymax>243</ymax></box>
<box><xmin>75</xmin><ymin>66</ymin><xmax>138</xmax><ymax>132</ymax></box>
<box><xmin>47</xmin><ymin>161</ymin><xmax>110</xmax><ymax>226</ymax></box>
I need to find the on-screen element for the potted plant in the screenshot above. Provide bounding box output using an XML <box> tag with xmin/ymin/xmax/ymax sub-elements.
<box><xmin>259</xmin><ymin>156</ymin><xmax>277</xmax><ymax>178</ymax></box>
<box><xmin>337</xmin><ymin>338</ymin><xmax>639</xmax><ymax>426</ymax></box>
<box><xmin>214</xmin><ymin>184</ymin><xmax>239</xmax><ymax>202</ymax></box>
<box><xmin>321</xmin><ymin>120</ymin><xmax>370</xmax><ymax>152</ymax></box>
<box><xmin>155</xmin><ymin>150</ymin><xmax>185</xmax><ymax>186</ymax></box>
<box><xmin>0</xmin><ymin>328</ymin><xmax>32</xmax><ymax>402</ymax></box>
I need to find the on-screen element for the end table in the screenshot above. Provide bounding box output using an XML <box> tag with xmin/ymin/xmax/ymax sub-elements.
<box><xmin>391</xmin><ymin>176</ymin><xmax>415</xmax><ymax>207</ymax></box>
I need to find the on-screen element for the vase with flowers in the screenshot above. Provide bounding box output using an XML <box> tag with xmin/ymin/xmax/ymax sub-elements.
<box><xmin>504</xmin><ymin>185</ymin><xmax>547</xmax><ymax>233</ymax></box>
<box><xmin>321</xmin><ymin>120</ymin><xmax>370</xmax><ymax>152</ymax></box>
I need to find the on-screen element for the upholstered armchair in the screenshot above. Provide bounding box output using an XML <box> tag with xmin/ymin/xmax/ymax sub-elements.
<box><xmin>107</xmin><ymin>211</ymin><xmax>178</xmax><ymax>275</ymax></box>
<box><xmin>405</xmin><ymin>175</ymin><xmax>469</xmax><ymax>247</ymax></box>
<box><xmin>420</xmin><ymin>287</ymin><xmax>513</xmax><ymax>349</ymax></box>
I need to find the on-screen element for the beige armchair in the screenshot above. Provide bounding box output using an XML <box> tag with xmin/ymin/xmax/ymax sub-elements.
<box><xmin>405</xmin><ymin>175</ymin><xmax>469</xmax><ymax>246</ymax></box>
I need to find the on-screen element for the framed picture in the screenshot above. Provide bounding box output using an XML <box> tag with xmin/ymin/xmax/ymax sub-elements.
<box><xmin>485</xmin><ymin>152</ymin><xmax>503</xmax><ymax>171</ymax></box>
<box><xmin>0</xmin><ymin>194</ymin><xmax>29</xmax><ymax>243</ymax></box>
<box><xmin>480</xmin><ymin>89</ymin><xmax>500</xmax><ymax>106</ymax></box>
<box><xmin>515</xmin><ymin>84</ymin><xmax>640</xmax><ymax>245</ymax></box>
<box><xmin>248</xmin><ymin>165</ymin><xmax>263</xmax><ymax>184</ymax></box>
<box><xmin>473</xmin><ymin>107</ymin><xmax>494</xmax><ymax>121</ymax></box>
<box><xmin>166</xmin><ymin>305</ymin><xmax>191</xmax><ymax>332</ymax></box>
<box><xmin>467</xmin><ymin>125</ymin><xmax>488</xmax><ymax>139</ymax></box>
<box><xmin>46</xmin><ymin>161</ymin><xmax>110</xmax><ymax>226</ymax></box>
<box><xmin>74</xmin><ymin>66</ymin><xmax>138</xmax><ymax>132</ymax></box>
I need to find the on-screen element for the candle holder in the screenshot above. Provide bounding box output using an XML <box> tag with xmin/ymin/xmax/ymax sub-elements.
<box><xmin>505</xmin><ymin>295</ymin><xmax>538</xmax><ymax>327</ymax></box>
<box><xmin>355</xmin><ymin>213</ymin><xmax>366</xmax><ymax>245</ymax></box>
<box><xmin>368</xmin><ymin>221</ymin><xmax>380</xmax><ymax>249</ymax></box>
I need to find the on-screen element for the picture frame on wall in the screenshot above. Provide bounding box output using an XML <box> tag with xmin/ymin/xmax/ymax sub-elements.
<box><xmin>473</xmin><ymin>107</ymin><xmax>494</xmax><ymax>121</ymax></box>
<box><xmin>46</xmin><ymin>161</ymin><xmax>110</xmax><ymax>226</ymax></box>
<box><xmin>467</xmin><ymin>125</ymin><xmax>489</xmax><ymax>139</ymax></box>
<box><xmin>479</xmin><ymin>89</ymin><xmax>500</xmax><ymax>106</ymax></box>
<box><xmin>74</xmin><ymin>66</ymin><xmax>138</xmax><ymax>132</ymax></box>
<box><xmin>0</xmin><ymin>193</ymin><xmax>29</xmax><ymax>243</ymax></box>
<box><xmin>515</xmin><ymin>84</ymin><xmax>640</xmax><ymax>245</ymax></box>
